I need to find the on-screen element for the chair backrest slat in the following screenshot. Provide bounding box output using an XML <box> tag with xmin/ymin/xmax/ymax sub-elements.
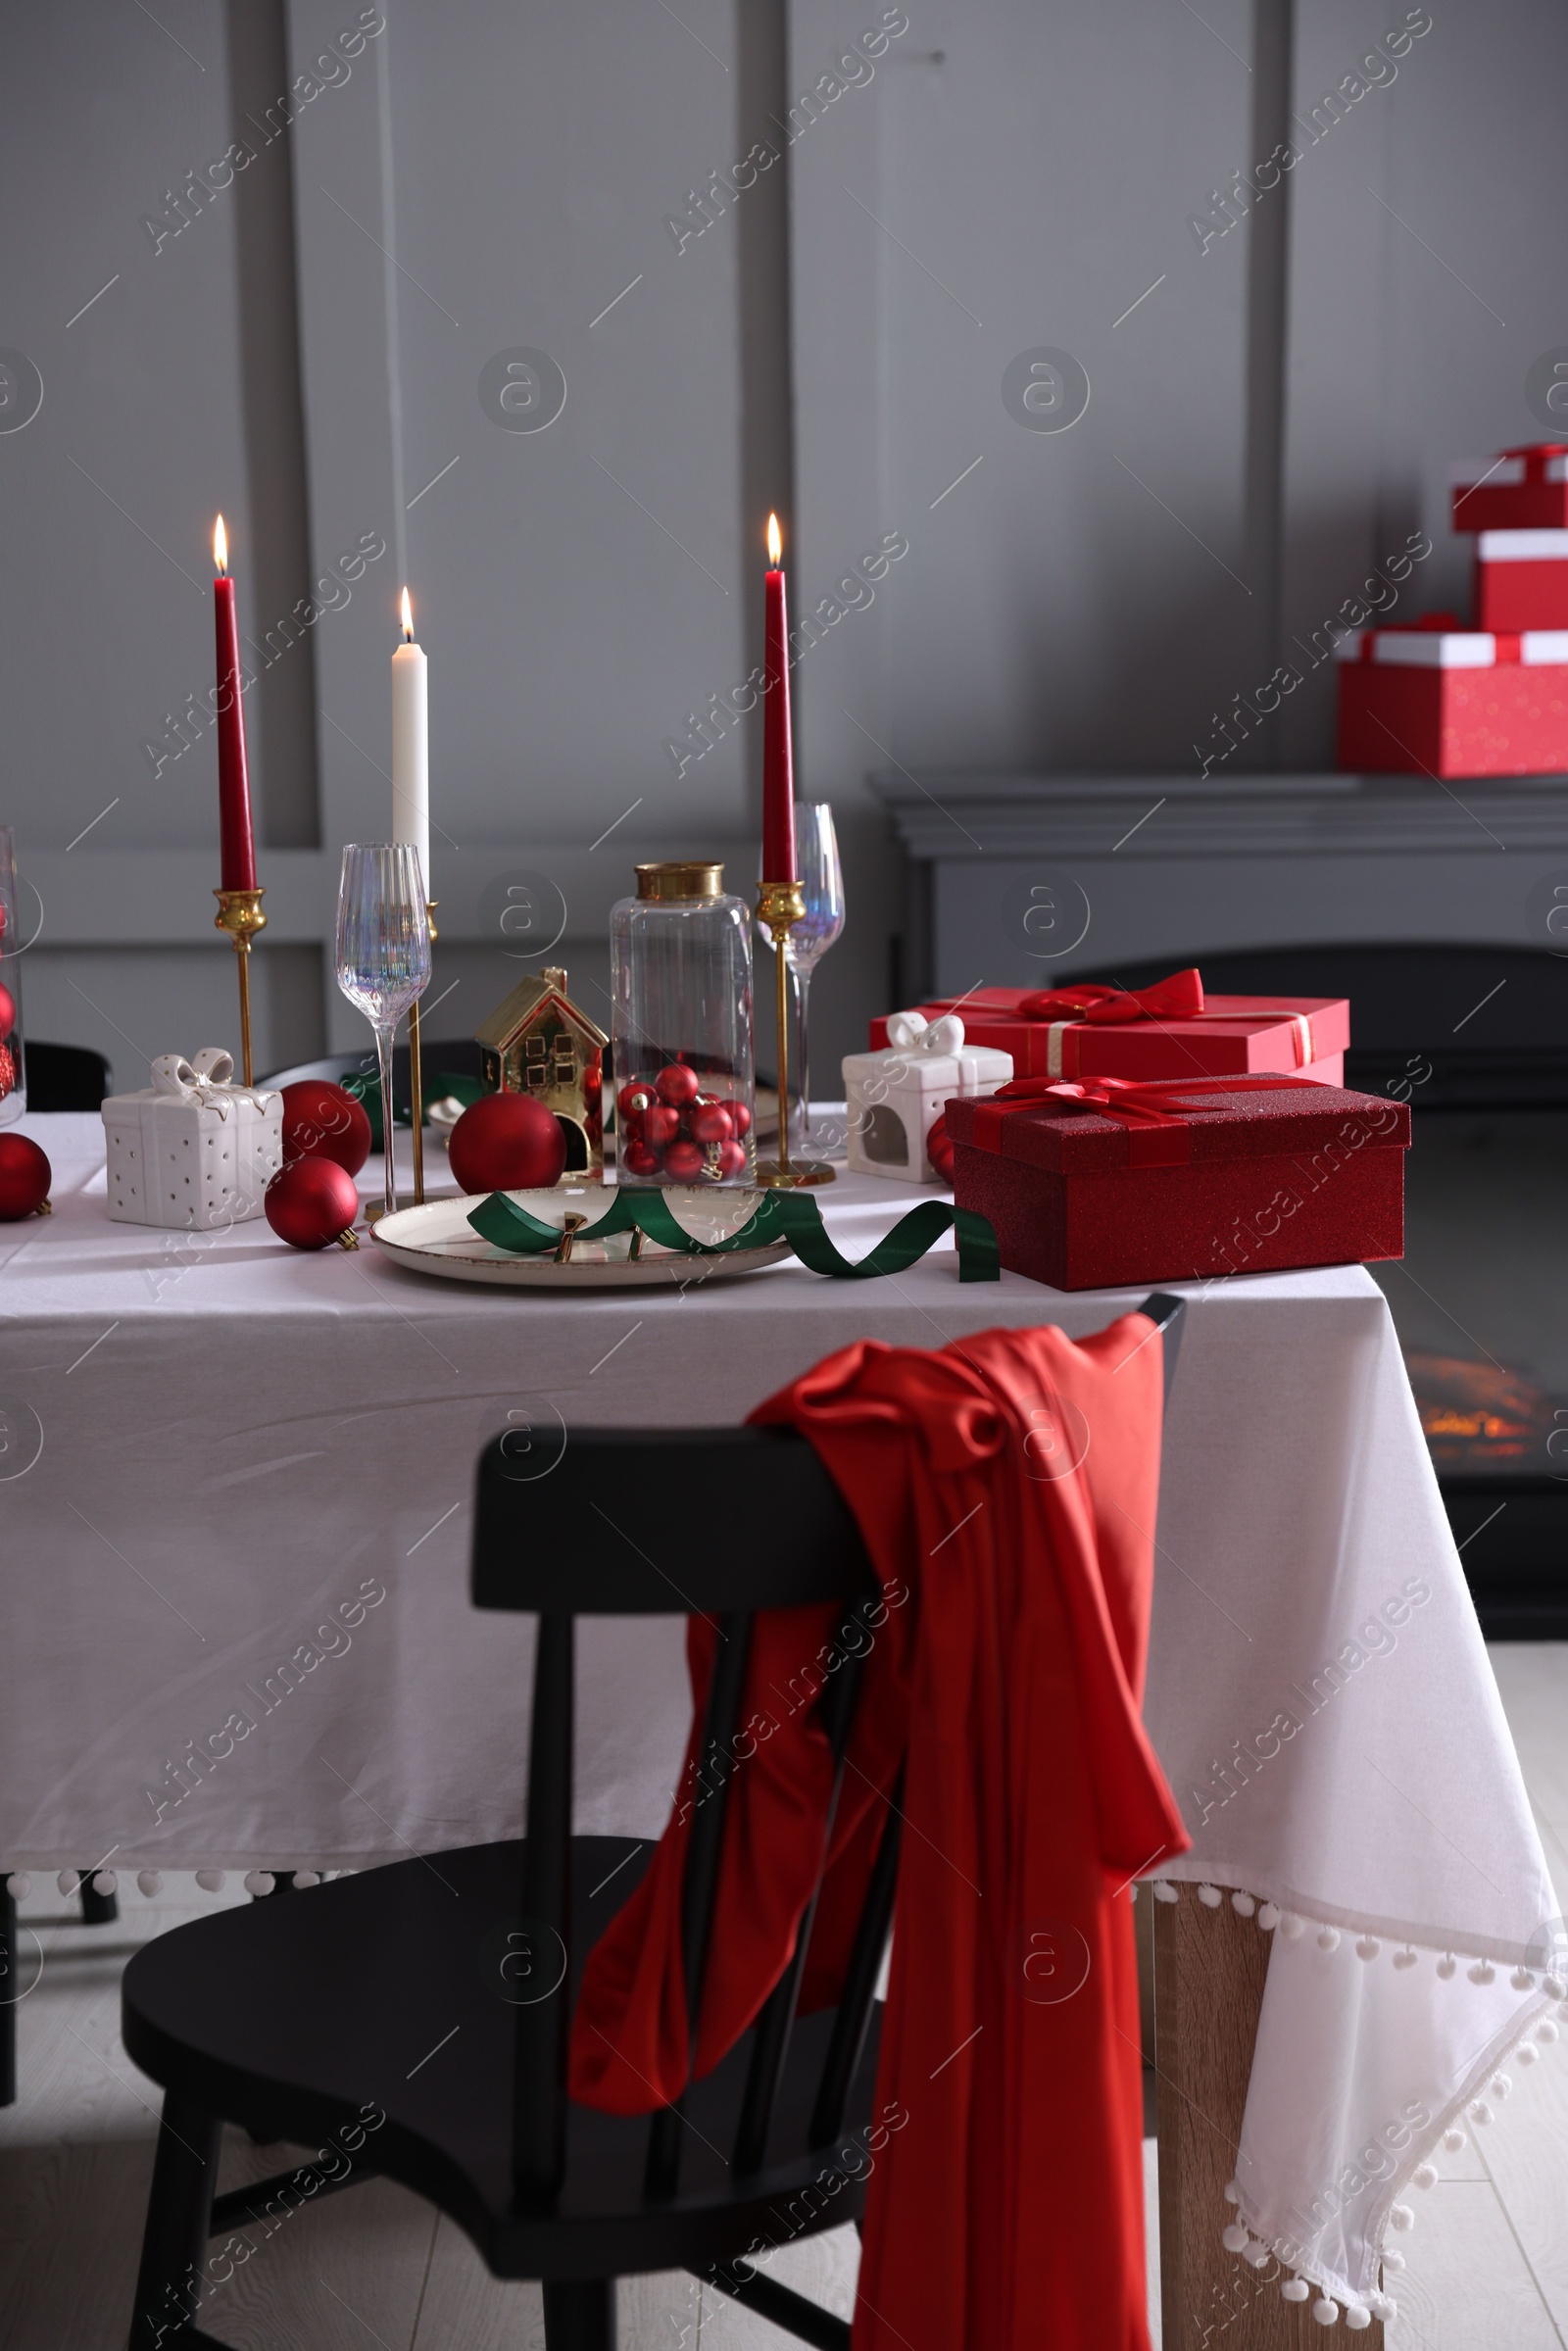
<box><xmin>645</xmin><ymin>1609</ymin><xmax>755</xmax><ymax>2201</ymax></box>
<box><xmin>513</xmin><ymin>1612</ymin><xmax>575</xmax><ymax>2205</ymax></box>
<box><xmin>809</xmin><ymin>1773</ymin><xmax>904</xmax><ymax>2149</ymax></box>
<box><xmin>732</xmin><ymin>1596</ymin><xmax>874</xmax><ymax>2177</ymax></box>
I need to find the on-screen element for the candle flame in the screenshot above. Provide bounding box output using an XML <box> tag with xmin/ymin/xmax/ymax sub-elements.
<box><xmin>213</xmin><ymin>514</ymin><xmax>228</xmax><ymax>576</ymax></box>
<box><xmin>766</xmin><ymin>513</ymin><xmax>782</xmax><ymax>566</ymax></box>
<box><xmin>400</xmin><ymin>586</ymin><xmax>414</xmax><ymax>640</ymax></box>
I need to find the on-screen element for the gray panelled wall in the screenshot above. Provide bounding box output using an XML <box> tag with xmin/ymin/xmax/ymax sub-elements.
<box><xmin>0</xmin><ymin>1</ymin><xmax>1557</xmax><ymax>1087</ymax></box>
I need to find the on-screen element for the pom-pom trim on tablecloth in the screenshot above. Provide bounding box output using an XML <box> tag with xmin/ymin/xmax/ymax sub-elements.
<box><xmin>1165</xmin><ymin>1874</ymin><xmax>1568</xmax><ymax>2317</ymax></box>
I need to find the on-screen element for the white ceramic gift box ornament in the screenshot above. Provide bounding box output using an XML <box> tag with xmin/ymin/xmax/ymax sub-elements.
<box><xmin>843</xmin><ymin>1012</ymin><xmax>1011</xmax><ymax>1183</ymax></box>
<box><xmin>102</xmin><ymin>1050</ymin><xmax>283</xmax><ymax>1230</ymax></box>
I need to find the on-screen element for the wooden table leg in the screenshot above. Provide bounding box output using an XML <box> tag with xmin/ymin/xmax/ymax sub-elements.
<box><xmin>1152</xmin><ymin>1884</ymin><xmax>1384</xmax><ymax>2348</ymax></box>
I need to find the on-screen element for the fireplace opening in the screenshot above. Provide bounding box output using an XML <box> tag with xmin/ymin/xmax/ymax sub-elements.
<box><xmin>1071</xmin><ymin>944</ymin><xmax>1568</xmax><ymax>1636</ymax></box>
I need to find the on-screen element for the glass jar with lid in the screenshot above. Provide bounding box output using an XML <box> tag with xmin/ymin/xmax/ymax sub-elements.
<box><xmin>610</xmin><ymin>861</ymin><xmax>756</xmax><ymax>1185</ymax></box>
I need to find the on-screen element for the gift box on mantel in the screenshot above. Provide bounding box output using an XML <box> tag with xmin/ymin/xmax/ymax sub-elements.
<box><xmin>1474</xmin><ymin>531</ymin><xmax>1568</xmax><ymax>631</ymax></box>
<box><xmin>946</xmin><ymin>1073</ymin><xmax>1408</xmax><ymax>1292</ymax></box>
<box><xmin>870</xmin><ymin>967</ymin><xmax>1348</xmax><ymax>1088</ymax></box>
<box><xmin>1450</xmin><ymin>443</ymin><xmax>1568</xmax><ymax>534</ymax></box>
<box><xmin>102</xmin><ymin>1049</ymin><xmax>282</xmax><ymax>1229</ymax></box>
<box><xmin>1336</xmin><ymin>616</ymin><xmax>1568</xmax><ymax>776</ymax></box>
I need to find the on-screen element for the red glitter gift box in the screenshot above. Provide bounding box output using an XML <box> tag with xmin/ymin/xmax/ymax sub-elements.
<box><xmin>1336</xmin><ymin>617</ymin><xmax>1568</xmax><ymax>777</ymax></box>
<box><xmin>946</xmin><ymin>1074</ymin><xmax>1408</xmax><ymax>1292</ymax></box>
<box><xmin>870</xmin><ymin>969</ymin><xmax>1348</xmax><ymax>1087</ymax></box>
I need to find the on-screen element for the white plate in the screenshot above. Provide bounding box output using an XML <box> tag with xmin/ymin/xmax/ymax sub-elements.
<box><xmin>368</xmin><ymin>1186</ymin><xmax>790</xmax><ymax>1289</ymax></box>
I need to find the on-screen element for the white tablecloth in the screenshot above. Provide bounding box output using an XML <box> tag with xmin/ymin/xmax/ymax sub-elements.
<box><xmin>0</xmin><ymin>1111</ymin><xmax>1557</xmax><ymax>2315</ymax></box>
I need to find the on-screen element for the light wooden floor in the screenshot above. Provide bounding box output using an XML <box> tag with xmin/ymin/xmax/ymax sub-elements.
<box><xmin>2</xmin><ymin>1646</ymin><xmax>1562</xmax><ymax>2349</ymax></box>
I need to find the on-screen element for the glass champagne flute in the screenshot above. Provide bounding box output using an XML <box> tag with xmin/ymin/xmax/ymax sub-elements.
<box><xmin>784</xmin><ymin>802</ymin><xmax>845</xmax><ymax>1143</ymax></box>
<box><xmin>335</xmin><ymin>843</ymin><xmax>432</xmax><ymax>1218</ymax></box>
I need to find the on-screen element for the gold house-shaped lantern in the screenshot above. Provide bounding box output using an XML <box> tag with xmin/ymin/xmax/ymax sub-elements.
<box><xmin>475</xmin><ymin>964</ymin><xmax>607</xmax><ymax>1175</ymax></box>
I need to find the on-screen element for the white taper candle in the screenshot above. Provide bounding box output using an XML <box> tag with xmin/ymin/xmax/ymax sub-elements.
<box><xmin>391</xmin><ymin>587</ymin><xmax>429</xmax><ymax>897</ymax></box>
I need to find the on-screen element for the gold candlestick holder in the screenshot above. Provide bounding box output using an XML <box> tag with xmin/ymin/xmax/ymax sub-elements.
<box><xmin>754</xmin><ymin>877</ymin><xmax>834</xmax><ymax>1188</ymax></box>
<box><xmin>214</xmin><ymin>887</ymin><xmax>267</xmax><ymax>1088</ymax></box>
<box><xmin>407</xmin><ymin>899</ymin><xmax>438</xmax><ymax>1206</ymax></box>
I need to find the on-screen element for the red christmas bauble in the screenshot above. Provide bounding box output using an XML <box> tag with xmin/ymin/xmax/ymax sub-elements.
<box><xmin>689</xmin><ymin>1101</ymin><xmax>733</xmax><ymax>1146</ymax></box>
<box><xmin>0</xmin><ymin>1132</ymin><xmax>52</xmax><ymax>1219</ymax></box>
<box><xmin>0</xmin><ymin>979</ymin><xmax>15</xmax><ymax>1039</ymax></box>
<box><xmin>265</xmin><ymin>1155</ymin><xmax>361</xmax><ymax>1249</ymax></box>
<box><xmin>722</xmin><ymin>1098</ymin><xmax>753</xmax><ymax>1139</ymax></box>
<box><xmin>620</xmin><ymin>1139</ymin><xmax>661</xmax><ymax>1178</ymax></box>
<box><xmin>0</xmin><ymin>1041</ymin><xmax>15</xmax><ymax>1102</ymax></box>
<box><xmin>662</xmin><ymin>1139</ymin><xmax>706</xmax><ymax>1182</ymax></box>
<box><xmin>280</xmin><ymin>1079</ymin><xmax>372</xmax><ymax>1176</ymax></box>
<box><xmin>448</xmin><ymin>1091</ymin><xmax>566</xmax><ymax>1194</ymax></box>
<box><xmin>655</xmin><ymin>1062</ymin><xmax>700</xmax><ymax>1108</ymax></box>
<box><xmin>644</xmin><ymin>1102</ymin><xmax>681</xmax><ymax>1149</ymax></box>
<box><xmin>616</xmin><ymin>1080</ymin><xmax>657</xmax><ymax>1120</ymax></box>
<box><xmin>715</xmin><ymin>1139</ymin><xmax>748</xmax><ymax>1178</ymax></box>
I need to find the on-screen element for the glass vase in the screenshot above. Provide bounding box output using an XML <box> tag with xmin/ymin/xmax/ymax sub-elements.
<box><xmin>610</xmin><ymin>861</ymin><xmax>756</xmax><ymax>1186</ymax></box>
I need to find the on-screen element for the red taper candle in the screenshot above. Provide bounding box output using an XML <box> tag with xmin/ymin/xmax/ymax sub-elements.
<box><xmin>212</xmin><ymin>514</ymin><xmax>257</xmax><ymax>891</ymax></box>
<box><xmin>761</xmin><ymin>512</ymin><xmax>796</xmax><ymax>883</ymax></box>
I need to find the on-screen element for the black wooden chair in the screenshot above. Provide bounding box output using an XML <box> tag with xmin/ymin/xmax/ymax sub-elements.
<box><xmin>120</xmin><ymin>1298</ymin><xmax>1185</xmax><ymax>2350</ymax></box>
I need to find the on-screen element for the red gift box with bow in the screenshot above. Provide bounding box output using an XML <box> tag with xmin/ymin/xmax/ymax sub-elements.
<box><xmin>870</xmin><ymin>967</ymin><xmax>1348</xmax><ymax>1085</ymax></box>
<box><xmin>943</xmin><ymin>1073</ymin><xmax>1408</xmax><ymax>1291</ymax></box>
<box><xmin>1451</xmin><ymin>443</ymin><xmax>1568</xmax><ymax>534</ymax></box>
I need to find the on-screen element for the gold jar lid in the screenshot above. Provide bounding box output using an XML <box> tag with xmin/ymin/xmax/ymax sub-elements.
<box><xmin>635</xmin><ymin>860</ymin><xmax>724</xmax><ymax>902</ymax></box>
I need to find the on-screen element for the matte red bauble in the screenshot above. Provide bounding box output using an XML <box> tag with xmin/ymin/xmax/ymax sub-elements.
<box><xmin>0</xmin><ymin>979</ymin><xmax>15</xmax><ymax>1038</ymax></box>
<box><xmin>655</xmin><ymin>1062</ymin><xmax>700</xmax><ymax>1107</ymax></box>
<box><xmin>715</xmin><ymin>1139</ymin><xmax>749</xmax><ymax>1178</ymax></box>
<box><xmin>449</xmin><ymin>1091</ymin><xmax>567</xmax><ymax>1194</ymax></box>
<box><xmin>662</xmin><ymin>1139</ymin><xmax>706</xmax><ymax>1182</ymax></box>
<box><xmin>0</xmin><ymin>1133</ymin><xmax>52</xmax><ymax>1219</ymax></box>
<box><xmin>688</xmin><ymin>1101</ymin><xmax>733</xmax><ymax>1145</ymax></box>
<box><xmin>643</xmin><ymin>1103</ymin><xmax>681</xmax><ymax>1149</ymax></box>
<box><xmin>265</xmin><ymin>1156</ymin><xmax>361</xmax><ymax>1249</ymax></box>
<box><xmin>620</xmin><ymin>1139</ymin><xmax>661</xmax><ymax>1178</ymax></box>
<box><xmin>280</xmin><ymin>1079</ymin><xmax>372</xmax><ymax>1176</ymax></box>
<box><xmin>616</xmin><ymin>1080</ymin><xmax>657</xmax><ymax>1120</ymax></box>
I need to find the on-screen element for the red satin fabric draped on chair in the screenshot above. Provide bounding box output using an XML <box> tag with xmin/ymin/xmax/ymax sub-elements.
<box><xmin>568</xmin><ymin>1317</ymin><xmax>1190</xmax><ymax>2350</ymax></box>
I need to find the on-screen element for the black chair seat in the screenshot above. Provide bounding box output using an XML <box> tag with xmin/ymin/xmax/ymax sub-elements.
<box><xmin>122</xmin><ymin>1835</ymin><xmax>881</xmax><ymax>2282</ymax></box>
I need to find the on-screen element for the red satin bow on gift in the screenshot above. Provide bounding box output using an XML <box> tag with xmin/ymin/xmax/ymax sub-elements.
<box><xmin>929</xmin><ymin>1068</ymin><xmax>1324</xmax><ymax>1181</ymax></box>
<box><xmin>977</xmin><ymin>1070</ymin><xmax>1325</xmax><ymax>1165</ymax></box>
<box><xmin>1013</xmin><ymin>966</ymin><xmax>1204</xmax><ymax>1025</ymax></box>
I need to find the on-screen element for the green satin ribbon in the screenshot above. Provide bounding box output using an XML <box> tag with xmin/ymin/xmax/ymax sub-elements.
<box><xmin>467</xmin><ymin>1185</ymin><xmax>1000</xmax><ymax>1283</ymax></box>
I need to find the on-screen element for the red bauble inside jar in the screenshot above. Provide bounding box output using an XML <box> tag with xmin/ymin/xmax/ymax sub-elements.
<box><xmin>662</xmin><ymin>1139</ymin><xmax>706</xmax><ymax>1182</ymax></box>
<box><xmin>448</xmin><ymin>1091</ymin><xmax>567</xmax><ymax>1195</ymax></box>
<box><xmin>688</xmin><ymin>1100</ymin><xmax>733</xmax><ymax>1146</ymax></box>
<box><xmin>265</xmin><ymin>1156</ymin><xmax>361</xmax><ymax>1249</ymax></box>
<box><xmin>714</xmin><ymin>1138</ymin><xmax>749</xmax><ymax>1179</ymax></box>
<box><xmin>620</xmin><ymin>1138</ymin><xmax>661</xmax><ymax>1178</ymax></box>
<box><xmin>722</xmin><ymin>1098</ymin><xmax>753</xmax><ymax>1139</ymax></box>
<box><xmin>0</xmin><ymin>979</ymin><xmax>15</xmax><ymax>1039</ymax></box>
<box><xmin>616</xmin><ymin>1080</ymin><xmax>657</xmax><ymax>1121</ymax></box>
<box><xmin>643</xmin><ymin>1102</ymin><xmax>681</xmax><ymax>1150</ymax></box>
<box><xmin>280</xmin><ymin>1079</ymin><xmax>372</xmax><ymax>1176</ymax></box>
<box><xmin>0</xmin><ymin>1133</ymin><xmax>50</xmax><ymax>1219</ymax></box>
<box><xmin>655</xmin><ymin>1062</ymin><xmax>700</xmax><ymax>1108</ymax></box>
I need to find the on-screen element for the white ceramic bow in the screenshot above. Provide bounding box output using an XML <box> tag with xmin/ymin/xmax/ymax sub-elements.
<box><xmin>149</xmin><ymin>1048</ymin><xmax>263</xmax><ymax>1117</ymax></box>
<box><xmin>883</xmin><ymin>1009</ymin><xmax>966</xmax><ymax>1054</ymax></box>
